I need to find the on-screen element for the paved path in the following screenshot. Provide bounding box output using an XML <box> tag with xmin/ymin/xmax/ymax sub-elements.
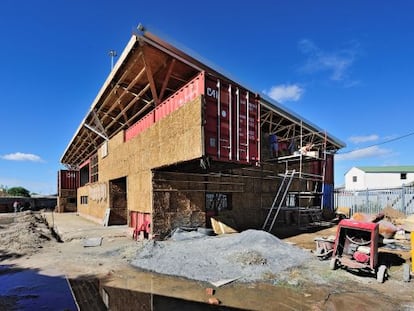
<box><xmin>42</xmin><ymin>211</ymin><xmax>129</xmax><ymax>242</ymax></box>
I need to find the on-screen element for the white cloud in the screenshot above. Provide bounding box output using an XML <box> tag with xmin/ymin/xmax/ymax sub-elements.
<box><xmin>298</xmin><ymin>39</ymin><xmax>359</xmax><ymax>83</ymax></box>
<box><xmin>336</xmin><ymin>146</ymin><xmax>392</xmax><ymax>161</ymax></box>
<box><xmin>265</xmin><ymin>84</ymin><xmax>304</xmax><ymax>103</ymax></box>
<box><xmin>1</xmin><ymin>152</ymin><xmax>44</xmax><ymax>162</ymax></box>
<box><xmin>348</xmin><ymin>134</ymin><xmax>379</xmax><ymax>144</ymax></box>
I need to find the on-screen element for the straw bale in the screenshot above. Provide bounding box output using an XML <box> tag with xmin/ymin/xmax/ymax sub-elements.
<box><xmin>77</xmin><ymin>184</ymin><xmax>108</xmax><ymax>219</ymax></box>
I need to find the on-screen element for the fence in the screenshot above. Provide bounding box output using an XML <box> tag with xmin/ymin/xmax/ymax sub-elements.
<box><xmin>334</xmin><ymin>185</ymin><xmax>414</xmax><ymax>216</ymax></box>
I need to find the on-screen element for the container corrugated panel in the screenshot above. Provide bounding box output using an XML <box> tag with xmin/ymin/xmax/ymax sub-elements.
<box><xmin>154</xmin><ymin>72</ymin><xmax>204</xmax><ymax>122</ymax></box>
<box><xmin>204</xmin><ymin>76</ymin><xmax>259</xmax><ymax>164</ymax></box>
<box><xmin>124</xmin><ymin>111</ymin><xmax>155</xmax><ymax>142</ymax></box>
<box><xmin>324</xmin><ymin>154</ymin><xmax>334</xmax><ymax>184</ymax></box>
<box><xmin>323</xmin><ymin>183</ymin><xmax>334</xmax><ymax>210</ymax></box>
<box><xmin>125</xmin><ymin>73</ymin><xmax>205</xmax><ymax>142</ymax></box>
<box><xmin>58</xmin><ymin>170</ymin><xmax>79</xmax><ymax>190</ymax></box>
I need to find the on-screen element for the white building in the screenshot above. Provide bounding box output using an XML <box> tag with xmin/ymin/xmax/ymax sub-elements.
<box><xmin>345</xmin><ymin>166</ymin><xmax>414</xmax><ymax>190</ymax></box>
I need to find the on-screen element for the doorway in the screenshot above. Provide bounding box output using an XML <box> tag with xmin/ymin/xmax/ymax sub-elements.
<box><xmin>109</xmin><ymin>177</ymin><xmax>127</xmax><ymax>225</ymax></box>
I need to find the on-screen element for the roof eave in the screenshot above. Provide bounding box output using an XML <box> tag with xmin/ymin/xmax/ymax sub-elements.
<box><xmin>60</xmin><ymin>35</ymin><xmax>139</xmax><ymax>164</ymax></box>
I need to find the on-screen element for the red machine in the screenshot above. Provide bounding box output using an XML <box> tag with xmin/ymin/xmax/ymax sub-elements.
<box><xmin>330</xmin><ymin>219</ymin><xmax>388</xmax><ymax>283</ymax></box>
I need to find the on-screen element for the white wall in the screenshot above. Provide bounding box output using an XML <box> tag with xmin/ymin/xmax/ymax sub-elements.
<box><xmin>345</xmin><ymin>167</ymin><xmax>366</xmax><ymax>190</ymax></box>
<box><xmin>345</xmin><ymin>167</ymin><xmax>414</xmax><ymax>190</ymax></box>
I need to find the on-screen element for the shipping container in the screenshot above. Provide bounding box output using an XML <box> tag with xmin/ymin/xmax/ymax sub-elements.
<box><xmin>124</xmin><ymin>72</ymin><xmax>260</xmax><ymax>165</ymax></box>
<box><xmin>125</xmin><ymin>111</ymin><xmax>155</xmax><ymax>142</ymax></box>
<box><xmin>154</xmin><ymin>72</ymin><xmax>204</xmax><ymax>122</ymax></box>
<box><xmin>204</xmin><ymin>75</ymin><xmax>259</xmax><ymax>164</ymax></box>
<box><xmin>58</xmin><ymin>170</ymin><xmax>79</xmax><ymax>190</ymax></box>
<box><xmin>125</xmin><ymin>72</ymin><xmax>204</xmax><ymax>142</ymax></box>
<box><xmin>324</xmin><ymin>153</ymin><xmax>334</xmax><ymax>185</ymax></box>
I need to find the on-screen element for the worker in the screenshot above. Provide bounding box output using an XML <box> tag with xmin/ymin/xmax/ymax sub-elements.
<box><xmin>13</xmin><ymin>200</ymin><xmax>20</xmax><ymax>213</ymax></box>
<box><xmin>269</xmin><ymin>134</ymin><xmax>278</xmax><ymax>158</ymax></box>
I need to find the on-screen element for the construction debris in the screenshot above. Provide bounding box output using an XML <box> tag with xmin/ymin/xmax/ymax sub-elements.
<box><xmin>82</xmin><ymin>237</ymin><xmax>103</xmax><ymax>247</ymax></box>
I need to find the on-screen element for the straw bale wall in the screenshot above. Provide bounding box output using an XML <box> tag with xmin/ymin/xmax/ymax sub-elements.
<box><xmin>77</xmin><ymin>183</ymin><xmax>109</xmax><ymax>222</ymax></box>
<box><xmin>80</xmin><ymin>96</ymin><xmax>204</xmax><ymax>222</ymax></box>
<box><xmin>152</xmin><ymin>162</ymin><xmax>284</xmax><ymax>237</ymax></box>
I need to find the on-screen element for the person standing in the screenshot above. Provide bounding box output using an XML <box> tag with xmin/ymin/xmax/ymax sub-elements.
<box><xmin>13</xmin><ymin>200</ymin><xmax>20</xmax><ymax>213</ymax></box>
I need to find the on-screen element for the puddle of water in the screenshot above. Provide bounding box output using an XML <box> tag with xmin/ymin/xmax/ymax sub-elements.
<box><xmin>98</xmin><ymin>266</ymin><xmax>319</xmax><ymax>311</ymax></box>
<box><xmin>0</xmin><ymin>265</ymin><xmax>77</xmax><ymax>310</ymax></box>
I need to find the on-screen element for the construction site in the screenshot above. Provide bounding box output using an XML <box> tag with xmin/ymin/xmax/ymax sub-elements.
<box><xmin>1</xmin><ymin>26</ymin><xmax>412</xmax><ymax>311</ymax></box>
<box><xmin>58</xmin><ymin>27</ymin><xmax>345</xmax><ymax>239</ymax></box>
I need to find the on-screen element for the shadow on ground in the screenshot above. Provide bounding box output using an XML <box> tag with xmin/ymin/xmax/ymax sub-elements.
<box><xmin>0</xmin><ymin>261</ymin><xmax>77</xmax><ymax>310</ymax></box>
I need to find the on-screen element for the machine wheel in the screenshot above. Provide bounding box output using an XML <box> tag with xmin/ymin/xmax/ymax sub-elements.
<box><xmin>403</xmin><ymin>263</ymin><xmax>411</xmax><ymax>282</ymax></box>
<box><xmin>329</xmin><ymin>257</ymin><xmax>338</xmax><ymax>270</ymax></box>
<box><xmin>377</xmin><ymin>265</ymin><xmax>387</xmax><ymax>283</ymax></box>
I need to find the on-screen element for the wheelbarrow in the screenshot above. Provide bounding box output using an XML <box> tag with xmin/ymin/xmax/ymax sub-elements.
<box><xmin>329</xmin><ymin>219</ymin><xmax>388</xmax><ymax>283</ymax></box>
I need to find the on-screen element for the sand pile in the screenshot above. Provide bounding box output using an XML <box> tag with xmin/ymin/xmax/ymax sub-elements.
<box><xmin>0</xmin><ymin>212</ymin><xmax>53</xmax><ymax>256</ymax></box>
<box><xmin>131</xmin><ymin>229</ymin><xmax>312</xmax><ymax>283</ymax></box>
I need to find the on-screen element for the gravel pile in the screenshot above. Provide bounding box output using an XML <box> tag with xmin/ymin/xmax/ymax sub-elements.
<box><xmin>131</xmin><ymin>229</ymin><xmax>312</xmax><ymax>283</ymax></box>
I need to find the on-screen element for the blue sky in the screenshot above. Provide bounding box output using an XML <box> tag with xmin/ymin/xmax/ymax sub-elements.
<box><xmin>1</xmin><ymin>1</ymin><xmax>413</xmax><ymax>194</ymax></box>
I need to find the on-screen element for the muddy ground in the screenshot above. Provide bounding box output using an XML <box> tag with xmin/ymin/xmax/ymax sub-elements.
<box><xmin>0</xmin><ymin>211</ymin><xmax>413</xmax><ymax>311</ymax></box>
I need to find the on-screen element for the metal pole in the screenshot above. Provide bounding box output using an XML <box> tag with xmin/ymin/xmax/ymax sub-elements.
<box><xmin>109</xmin><ymin>50</ymin><xmax>117</xmax><ymax>70</ymax></box>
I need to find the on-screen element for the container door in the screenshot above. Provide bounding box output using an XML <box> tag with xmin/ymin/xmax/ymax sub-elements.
<box><xmin>206</xmin><ymin>77</ymin><xmax>231</xmax><ymax>161</ymax></box>
<box><xmin>205</xmin><ymin>76</ymin><xmax>260</xmax><ymax>163</ymax></box>
<box><xmin>236</xmin><ymin>88</ymin><xmax>248</xmax><ymax>162</ymax></box>
<box><xmin>248</xmin><ymin>95</ymin><xmax>259</xmax><ymax>162</ymax></box>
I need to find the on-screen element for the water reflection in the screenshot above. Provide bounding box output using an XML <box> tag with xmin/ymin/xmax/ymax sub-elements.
<box><xmin>0</xmin><ymin>265</ymin><xmax>77</xmax><ymax>310</ymax></box>
<box><xmin>97</xmin><ymin>267</ymin><xmax>316</xmax><ymax>311</ymax></box>
<box><xmin>100</xmin><ymin>285</ymin><xmax>245</xmax><ymax>311</ymax></box>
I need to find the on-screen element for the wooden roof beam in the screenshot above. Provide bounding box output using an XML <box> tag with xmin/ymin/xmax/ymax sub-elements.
<box><xmin>96</xmin><ymin>50</ymin><xmax>143</xmax><ymax>116</ymax></box>
<box><xmin>141</xmin><ymin>46</ymin><xmax>160</xmax><ymax>105</ymax></box>
<box><xmin>104</xmin><ymin>83</ymin><xmax>151</xmax><ymax>132</ymax></box>
<box><xmin>158</xmin><ymin>58</ymin><xmax>176</xmax><ymax>102</ymax></box>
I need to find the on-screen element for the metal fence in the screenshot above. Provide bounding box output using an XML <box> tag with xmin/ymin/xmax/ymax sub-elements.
<box><xmin>334</xmin><ymin>185</ymin><xmax>414</xmax><ymax>216</ymax></box>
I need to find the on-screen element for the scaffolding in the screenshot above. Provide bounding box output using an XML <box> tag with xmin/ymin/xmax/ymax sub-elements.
<box><xmin>262</xmin><ymin>123</ymin><xmax>328</xmax><ymax>232</ymax></box>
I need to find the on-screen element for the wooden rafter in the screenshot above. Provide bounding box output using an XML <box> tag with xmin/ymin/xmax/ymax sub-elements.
<box><xmin>95</xmin><ymin>51</ymin><xmax>144</xmax><ymax>126</ymax></box>
<box><xmin>141</xmin><ymin>45</ymin><xmax>159</xmax><ymax>105</ymax></box>
<box><xmin>158</xmin><ymin>58</ymin><xmax>176</xmax><ymax>102</ymax></box>
<box><xmin>104</xmin><ymin>83</ymin><xmax>151</xmax><ymax>132</ymax></box>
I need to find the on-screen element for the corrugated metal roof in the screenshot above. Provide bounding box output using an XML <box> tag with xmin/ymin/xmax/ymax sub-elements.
<box><xmin>357</xmin><ymin>166</ymin><xmax>414</xmax><ymax>173</ymax></box>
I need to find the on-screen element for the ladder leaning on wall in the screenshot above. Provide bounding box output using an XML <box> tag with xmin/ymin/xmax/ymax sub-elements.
<box><xmin>262</xmin><ymin>169</ymin><xmax>297</xmax><ymax>232</ymax></box>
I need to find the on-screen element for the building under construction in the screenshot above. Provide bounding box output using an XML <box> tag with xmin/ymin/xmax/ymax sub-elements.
<box><xmin>58</xmin><ymin>28</ymin><xmax>345</xmax><ymax>239</ymax></box>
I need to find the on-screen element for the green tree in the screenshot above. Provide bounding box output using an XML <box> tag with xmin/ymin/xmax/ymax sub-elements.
<box><xmin>7</xmin><ymin>187</ymin><xmax>31</xmax><ymax>197</ymax></box>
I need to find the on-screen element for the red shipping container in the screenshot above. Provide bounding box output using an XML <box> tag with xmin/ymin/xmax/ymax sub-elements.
<box><xmin>124</xmin><ymin>72</ymin><xmax>260</xmax><ymax>165</ymax></box>
<box><xmin>58</xmin><ymin>170</ymin><xmax>79</xmax><ymax>190</ymax></box>
<box><xmin>204</xmin><ymin>75</ymin><xmax>259</xmax><ymax>164</ymax></box>
<box><xmin>125</xmin><ymin>111</ymin><xmax>155</xmax><ymax>142</ymax></box>
<box><xmin>154</xmin><ymin>72</ymin><xmax>204</xmax><ymax>122</ymax></box>
<box><xmin>324</xmin><ymin>153</ymin><xmax>334</xmax><ymax>185</ymax></box>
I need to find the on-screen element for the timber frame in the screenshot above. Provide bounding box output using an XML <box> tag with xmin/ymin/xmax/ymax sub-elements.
<box><xmin>61</xmin><ymin>28</ymin><xmax>344</xmax><ymax>169</ymax></box>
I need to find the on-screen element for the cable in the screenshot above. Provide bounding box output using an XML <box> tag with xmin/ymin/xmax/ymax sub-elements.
<box><xmin>337</xmin><ymin>130</ymin><xmax>414</xmax><ymax>155</ymax></box>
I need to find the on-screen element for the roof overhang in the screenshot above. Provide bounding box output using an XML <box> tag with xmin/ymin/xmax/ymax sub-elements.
<box><xmin>260</xmin><ymin>95</ymin><xmax>345</xmax><ymax>152</ymax></box>
<box><xmin>61</xmin><ymin>28</ymin><xmax>345</xmax><ymax>168</ymax></box>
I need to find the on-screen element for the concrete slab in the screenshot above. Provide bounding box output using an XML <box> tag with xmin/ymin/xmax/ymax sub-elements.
<box><xmin>42</xmin><ymin>211</ymin><xmax>129</xmax><ymax>242</ymax></box>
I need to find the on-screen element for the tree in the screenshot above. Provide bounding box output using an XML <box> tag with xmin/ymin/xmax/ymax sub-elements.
<box><xmin>7</xmin><ymin>187</ymin><xmax>31</xmax><ymax>197</ymax></box>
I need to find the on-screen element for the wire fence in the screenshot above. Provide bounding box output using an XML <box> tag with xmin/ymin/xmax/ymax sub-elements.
<box><xmin>334</xmin><ymin>185</ymin><xmax>414</xmax><ymax>216</ymax></box>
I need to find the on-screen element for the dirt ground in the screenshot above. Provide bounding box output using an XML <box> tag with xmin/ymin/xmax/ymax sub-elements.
<box><xmin>0</xmin><ymin>211</ymin><xmax>413</xmax><ymax>311</ymax></box>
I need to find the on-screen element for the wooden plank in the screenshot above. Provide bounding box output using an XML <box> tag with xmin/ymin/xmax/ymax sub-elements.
<box><xmin>102</xmin><ymin>208</ymin><xmax>110</xmax><ymax>226</ymax></box>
